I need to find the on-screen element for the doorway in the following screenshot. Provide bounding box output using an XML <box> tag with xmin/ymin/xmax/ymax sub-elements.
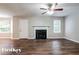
<box><xmin>19</xmin><ymin>19</ymin><xmax>28</xmax><ymax>38</ymax></box>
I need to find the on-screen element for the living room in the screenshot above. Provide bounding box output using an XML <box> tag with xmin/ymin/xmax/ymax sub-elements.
<box><xmin>0</xmin><ymin>3</ymin><xmax>79</xmax><ymax>55</ymax></box>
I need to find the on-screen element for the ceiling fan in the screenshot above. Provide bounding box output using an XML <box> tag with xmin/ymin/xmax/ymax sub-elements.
<box><xmin>40</xmin><ymin>3</ymin><xmax>63</xmax><ymax>15</ymax></box>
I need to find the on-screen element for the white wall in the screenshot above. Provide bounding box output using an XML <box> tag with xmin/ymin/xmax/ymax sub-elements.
<box><xmin>65</xmin><ymin>14</ymin><xmax>79</xmax><ymax>42</ymax></box>
<box><xmin>0</xmin><ymin>16</ymin><xmax>65</xmax><ymax>39</ymax></box>
<box><xmin>28</xmin><ymin>16</ymin><xmax>65</xmax><ymax>39</ymax></box>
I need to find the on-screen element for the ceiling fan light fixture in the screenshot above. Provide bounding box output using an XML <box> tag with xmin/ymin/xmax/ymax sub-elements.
<box><xmin>51</xmin><ymin>3</ymin><xmax>56</xmax><ymax>9</ymax></box>
<box><xmin>40</xmin><ymin>3</ymin><xmax>62</xmax><ymax>15</ymax></box>
<box><xmin>47</xmin><ymin>11</ymin><xmax>54</xmax><ymax>15</ymax></box>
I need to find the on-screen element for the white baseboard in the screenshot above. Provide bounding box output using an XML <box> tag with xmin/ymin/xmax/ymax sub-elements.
<box><xmin>0</xmin><ymin>37</ymin><xmax>20</xmax><ymax>40</ymax></box>
<box><xmin>0</xmin><ymin>37</ymin><xmax>11</xmax><ymax>39</ymax></box>
<box><xmin>27</xmin><ymin>37</ymin><xmax>64</xmax><ymax>39</ymax></box>
<box><xmin>11</xmin><ymin>38</ymin><xmax>19</xmax><ymax>40</ymax></box>
<box><xmin>65</xmin><ymin>37</ymin><xmax>79</xmax><ymax>43</ymax></box>
<box><xmin>48</xmin><ymin>37</ymin><xmax>64</xmax><ymax>39</ymax></box>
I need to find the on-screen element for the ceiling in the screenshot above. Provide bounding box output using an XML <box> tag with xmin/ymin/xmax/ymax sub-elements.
<box><xmin>0</xmin><ymin>3</ymin><xmax>79</xmax><ymax>17</ymax></box>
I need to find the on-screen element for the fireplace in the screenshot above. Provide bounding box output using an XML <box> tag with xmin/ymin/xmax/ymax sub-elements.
<box><xmin>36</xmin><ymin>30</ymin><xmax>47</xmax><ymax>39</ymax></box>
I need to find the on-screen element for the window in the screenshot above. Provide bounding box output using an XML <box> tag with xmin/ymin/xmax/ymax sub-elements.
<box><xmin>0</xmin><ymin>18</ymin><xmax>11</xmax><ymax>33</ymax></box>
<box><xmin>53</xmin><ymin>20</ymin><xmax>61</xmax><ymax>33</ymax></box>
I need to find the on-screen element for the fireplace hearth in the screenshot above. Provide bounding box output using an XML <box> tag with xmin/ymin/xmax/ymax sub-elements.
<box><xmin>36</xmin><ymin>30</ymin><xmax>47</xmax><ymax>39</ymax></box>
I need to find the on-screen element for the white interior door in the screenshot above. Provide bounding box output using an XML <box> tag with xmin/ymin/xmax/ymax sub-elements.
<box><xmin>19</xmin><ymin>19</ymin><xmax>28</xmax><ymax>38</ymax></box>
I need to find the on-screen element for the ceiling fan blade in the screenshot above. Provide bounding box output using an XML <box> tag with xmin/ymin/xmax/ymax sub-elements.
<box><xmin>54</xmin><ymin>8</ymin><xmax>63</xmax><ymax>11</ymax></box>
<box><xmin>40</xmin><ymin>8</ymin><xmax>47</xmax><ymax>10</ymax></box>
<box><xmin>42</xmin><ymin>12</ymin><xmax>47</xmax><ymax>14</ymax></box>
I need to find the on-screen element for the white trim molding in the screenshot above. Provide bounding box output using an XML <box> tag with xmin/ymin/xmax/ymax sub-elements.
<box><xmin>65</xmin><ymin>37</ymin><xmax>79</xmax><ymax>43</ymax></box>
<box><xmin>0</xmin><ymin>37</ymin><xmax>11</xmax><ymax>39</ymax></box>
<box><xmin>48</xmin><ymin>37</ymin><xmax>64</xmax><ymax>39</ymax></box>
<box><xmin>11</xmin><ymin>37</ymin><xmax>19</xmax><ymax>40</ymax></box>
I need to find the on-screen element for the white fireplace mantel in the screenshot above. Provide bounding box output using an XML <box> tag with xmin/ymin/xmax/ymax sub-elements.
<box><xmin>33</xmin><ymin>26</ymin><xmax>49</xmax><ymax>39</ymax></box>
<box><xmin>32</xmin><ymin>26</ymin><xmax>50</xmax><ymax>27</ymax></box>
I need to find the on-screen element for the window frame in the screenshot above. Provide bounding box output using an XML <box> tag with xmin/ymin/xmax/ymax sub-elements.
<box><xmin>0</xmin><ymin>18</ymin><xmax>11</xmax><ymax>33</ymax></box>
<box><xmin>53</xmin><ymin>19</ymin><xmax>61</xmax><ymax>33</ymax></box>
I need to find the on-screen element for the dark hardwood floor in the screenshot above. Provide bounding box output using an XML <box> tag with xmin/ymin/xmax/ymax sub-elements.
<box><xmin>0</xmin><ymin>38</ymin><xmax>79</xmax><ymax>55</ymax></box>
